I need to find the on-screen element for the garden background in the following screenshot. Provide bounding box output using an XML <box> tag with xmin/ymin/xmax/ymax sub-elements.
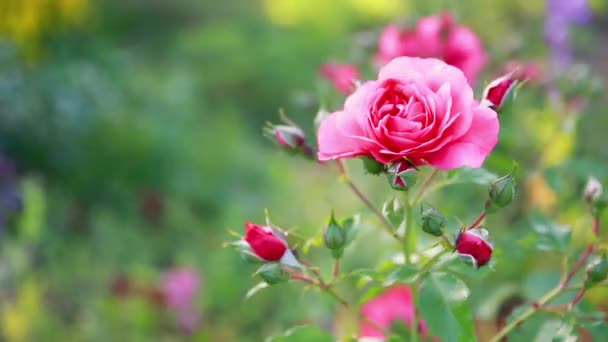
<box><xmin>0</xmin><ymin>0</ymin><xmax>608</xmax><ymax>340</ymax></box>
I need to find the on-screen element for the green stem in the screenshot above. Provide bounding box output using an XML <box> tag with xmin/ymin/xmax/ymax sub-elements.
<box><xmin>403</xmin><ymin>195</ymin><xmax>414</xmax><ymax>264</ymax></box>
<box><xmin>489</xmin><ymin>285</ymin><xmax>563</xmax><ymax>342</ymax></box>
<box><xmin>412</xmin><ymin>169</ymin><xmax>439</xmax><ymax>205</ymax></box>
<box><xmin>410</xmin><ymin>283</ymin><xmax>419</xmax><ymax>342</ymax></box>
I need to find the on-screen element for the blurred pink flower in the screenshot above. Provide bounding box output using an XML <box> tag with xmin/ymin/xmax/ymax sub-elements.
<box><xmin>320</xmin><ymin>63</ymin><xmax>360</xmax><ymax>95</ymax></box>
<box><xmin>360</xmin><ymin>285</ymin><xmax>428</xmax><ymax>339</ymax></box>
<box><xmin>162</xmin><ymin>267</ymin><xmax>201</xmax><ymax>334</ymax></box>
<box><xmin>376</xmin><ymin>13</ymin><xmax>486</xmax><ymax>85</ymax></box>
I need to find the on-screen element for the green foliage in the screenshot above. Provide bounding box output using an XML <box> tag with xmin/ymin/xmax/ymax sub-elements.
<box><xmin>268</xmin><ymin>325</ymin><xmax>333</xmax><ymax>342</ymax></box>
<box><xmin>418</xmin><ymin>273</ymin><xmax>477</xmax><ymax>342</ymax></box>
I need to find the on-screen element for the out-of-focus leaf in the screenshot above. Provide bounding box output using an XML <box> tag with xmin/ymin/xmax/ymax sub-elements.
<box><xmin>446</xmin><ymin>168</ymin><xmax>498</xmax><ymax>186</ymax></box>
<box><xmin>267</xmin><ymin>325</ymin><xmax>333</xmax><ymax>342</ymax></box>
<box><xmin>385</xmin><ymin>265</ymin><xmax>419</xmax><ymax>285</ymax></box>
<box><xmin>418</xmin><ymin>272</ymin><xmax>476</xmax><ymax>342</ymax></box>
<box><xmin>18</xmin><ymin>178</ymin><xmax>45</xmax><ymax>241</ymax></box>
<box><xmin>358</xmin><ymin>285</ymin><xmax>386</xmax><ymax>305</ymax></box>
<box><xmin>529</xmin><ymin>210</ymin><xmax>571</xmax><ymax>252</ymax></box>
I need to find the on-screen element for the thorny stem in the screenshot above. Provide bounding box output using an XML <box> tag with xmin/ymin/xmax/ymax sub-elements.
<box><xmin>290</xmin><ymin>266</ymin><xmax>392</xmax><ymax>337</ymax></box>
<box><xmin>332</xmin><ymin>259</ymin><xmax>340</xmax><ymax>282</ymax></box>
<box><xmin>403</xmin><ymin>196</ymin><xmax>414</xmax><ymax>264</ymax></box>
<box><xmin>467</xmin><ymin>211</ymin><xmax>487</xmax><ymax>230</ymax></box>
<box><xmin>411</xmin><ymin>168</ymin><xmax>440</xmax><ymax>205</ymax></box>
<box><xmin>335</xmin><ymin>160</ymin><xmax>401</xmax><ymax>242</ymax></box>
<box><xmin>490</xmin><ymin>213</ymin><xmax>601</xmax><ymax>341</ymax></box>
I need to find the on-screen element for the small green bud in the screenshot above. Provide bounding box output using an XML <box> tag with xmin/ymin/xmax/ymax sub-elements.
<box><xmin>488</xmin><ymin>174</ymin><xmax>515</xmax><ymax>210</ymax></box>
<box><xmin>257</xmin><ymin>263</ymin><xmax>289</xmax><ymax>285</ymax></box>
<box><xmin>585</xmin><ymin>255</ymin><xmax>608</xmax><ymax>289</ymax></box>
<box><xmin>419</xmin><ymin>207</ymin><xmax>446</xmax><ymax>237</ymax></box>
<box><xmin>361</xmin><ymin>157</ymin><xmax>385</xmax><ymax>175</ymax></box>
<box><xmin>323</xmin><ymin>213</ymin><xmax>347</xmax><ymax>251</ymax></box>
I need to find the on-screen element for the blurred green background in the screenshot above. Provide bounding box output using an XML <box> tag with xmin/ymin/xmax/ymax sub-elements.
<box><xmin>0</xmin><ymin>0</ymin><xmax>607</xmax><ymax>340</ymax></box>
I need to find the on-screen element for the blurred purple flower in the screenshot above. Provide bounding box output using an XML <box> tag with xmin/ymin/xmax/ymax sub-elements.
<box><xmin>162</xmin><ymin>266</ymin><xmax>202</xmax><ymax>334</ymax></box>
<box><xmin>0</xmin><ymin>154</ymin><xmax>22</xmax><ymax>231</ymax></box>
<box><xmin>545</xmin><ymin>0</ymin><xmax>592</xmax><ymax>71</ymax></box>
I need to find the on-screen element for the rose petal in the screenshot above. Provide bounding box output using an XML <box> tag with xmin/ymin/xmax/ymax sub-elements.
<box><xmin>426</xmin><ymin>105</ymin><xmax>499</xmax><ymax>169</ymax></box>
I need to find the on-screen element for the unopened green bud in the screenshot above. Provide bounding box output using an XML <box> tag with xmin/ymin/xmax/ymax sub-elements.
<box><xmin>257</xmin><ymin>263</ymin><xmax>289</xmax><ymax>285</ymax></box>
<box><xmin>324</xmin><ymin>213</ymin><xmax>347</xmax><ymax>251</ymax></box>
<box><xmin>419</xmin><ymin>207</ymin><xmax>445</xmax><ymax>237</ymax></box>
<box><xmin>488</xmin><ymin>174</ymin><xmax>515</xmax><ymax>211</ymax></box>
<box><xmin>585</xmin><ymin>255</ymin><xmax>608</xmax><ymax>289</ymax></box>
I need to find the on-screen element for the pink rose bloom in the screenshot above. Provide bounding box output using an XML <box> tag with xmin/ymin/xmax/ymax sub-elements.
<box><xmin>376</xmin><ymin>13</ymin><xmax>486</xmax><ymax>85</ymax></box>
<box><xmin>162</xmin><ymin>267</ymin><xmax>201</xmax><ymax>334</ymax></box>
<box><xmin>317</xmin><ymin>57</ymin><xmax>499</xmax><ymax>170</ymax></box>
<box><xmin>360</xmin><ymin>285</ymin><xmax>428</xmax><ymax>339</ymax></box>
<box><xmin>320</xmin><ymin>63</ymin><xmax>360</xmax><ymax>95</ymax></box>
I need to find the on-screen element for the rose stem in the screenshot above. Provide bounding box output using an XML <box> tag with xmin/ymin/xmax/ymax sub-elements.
<box><xmin>467</xmin><ymin>211</ymin><xmax>487</xmax><ymax>230</ymax></box>
<box><xmin>490</xmin><ymin>213</ymin><xmax>600</xmax><ymax>342</ymax></box>
<box><xmin>332</xmin><ymin>259</ymin><xmax>340</xmax><ymax>282</ymax></box>
<box><xmin>411</xmin><ymin>168</ymin><xmax>440</xmax><ymax>205</ymax></box>
<box><xmin>403</xmin><ymin>195</ymin><xmax>414</xmax><ymax>264</ymax></box>
<box><xmin>335</xmin><ymin>160</ymin><xmax>401</xmax><ymax>241</ymax></box>
<box><xmin>290</xmin><ymin>269</ymin><xmax>393</xmax><ymax>337</ymax></box>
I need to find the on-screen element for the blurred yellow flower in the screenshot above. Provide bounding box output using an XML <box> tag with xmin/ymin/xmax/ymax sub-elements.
<box><xmin>0</xmin><ymin>0</ymin><xmax>88</xmax><ymax>55</ymax></box>
<box><xmin>347</xmin><ymin>0</ymin><xmax>408</xmax><ymax>20</ymax></box>
<box><xmin>526</xmin><ymin>171</ymin><xmax>557</xmax><ymax>213</ymax></box>
<box><xmin>2</xmin><ymin>280</ymin><xmax>41</xmax><ymax>342</ymax></box>
<box><xmin>263</xmin><ymin>0</ymin><xmax>342</xmax><ymax>29</ymax></box>
<box><xmin>542</xmin><ymin>130</ymin><xmax>575</xmax><ymax>167</ymax></box>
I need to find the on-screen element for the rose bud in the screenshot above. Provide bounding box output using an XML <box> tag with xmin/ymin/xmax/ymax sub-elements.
<box><xmin>487</xmin><ymin>174</ymin><xmax>515</xmax><ymax>212</ymax></box>
<box><xmin>244</xmin><ymin>222</ymin><xmax>288</xmax><ymax>262</ymax></box>
<box><xmin>481</xmin><ymin>73</ymin><xmax>518</xmax><ymax>111</ymax></box>
<box><xmin>583</xmin><ymin>176</ymin><xmax>603</xmax><ymax>204</ymax></box>
<box><xmin>419</xmin><ymin>207</ymin><xmax>446</xmax><ymax>237</ymax></box>
<box><xmin>456</xmin><ymin>228</ymin><xmax>493</xmax><ymax>267</ymax></box>
<box><xmin>323</xmin><ymin>212</ymin><xmax>347</xmax><ymax>251</ymax></box>
<box><xmin>585</xmin><ymin>254</ymin><xmax>608</xmax><ymax>289</ymax></box>
<box><xmin>256</xmin><ymin>263</ymin><xmax>290</xmax><ymax>285</ymax></box>
<box><xmin>387</xmin><ymin>160</ymin><xmax>417</xmax><ymax>191</ymax></box>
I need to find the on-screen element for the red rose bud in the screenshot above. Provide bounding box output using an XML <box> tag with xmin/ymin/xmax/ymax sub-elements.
<box><xmin>456</xmin><ymin>228</ymin><xmax>493</xmax><ymax>267</ymax></box>
<box><xmin>482</xmin><ymin>73</ymin><xmax>518</xmax><ymax>111</ymax></box>
<box><xmin>387</xmin><ymin>160</ymin><xmax>417</xmax><ymax>191</ymax></box>
<box><xmin>244</xmin><ymin>222</ymin><xmax>288</xmax><ymax>262</ymax></box>
<box><xmin>274</xmin><ymin>125</ymin><xmax>306</xmax><ymax>149</ymax></box>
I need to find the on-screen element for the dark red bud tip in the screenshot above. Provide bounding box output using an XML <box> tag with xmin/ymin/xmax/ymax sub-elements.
<box><xmin>244</xmin><ymin>222</ymin><xmax>288</xmax><ymax>262</ymax></box>
<box><xmin>456</xmin><ymin>229</ymin><xmax>493</xmax><ymax>267</ymax></box>
<box><xmin>482</xmin><ymin>74</ymin><xmax>518</xmax><ymax>110</ymax></box>
<box><xmin>274</xmin><ymin>126</ymin><xmax>306</xmax><ymax>149</ymax></box>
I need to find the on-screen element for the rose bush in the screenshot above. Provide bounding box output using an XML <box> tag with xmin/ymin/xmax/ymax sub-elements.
<box><xmin>317</xmin><ymin>57</ymin><xmax>500</xmax><ymax>170</ymax></box>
